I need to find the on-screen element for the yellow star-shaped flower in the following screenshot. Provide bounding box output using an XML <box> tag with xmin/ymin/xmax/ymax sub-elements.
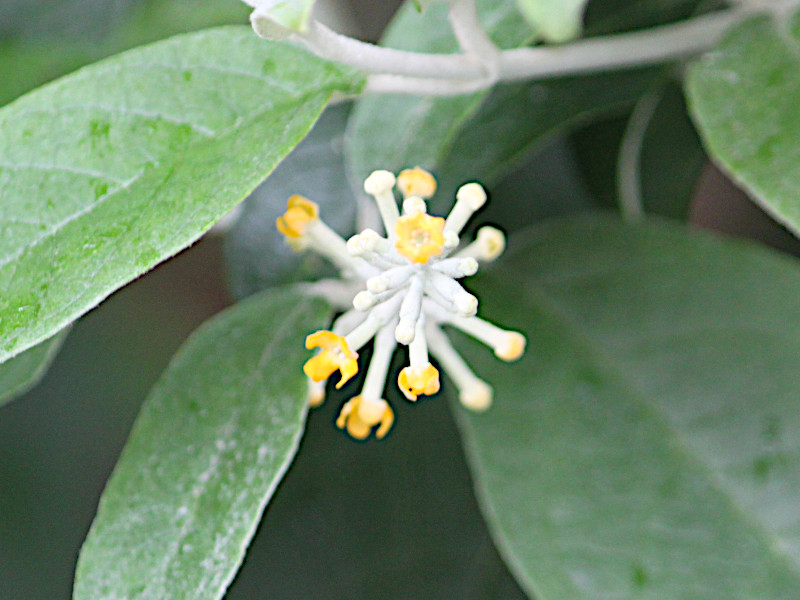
<box><xmin>394</xmin><ymin>212</ymin><xmax>445</xmax><ymax>264</ymax></box>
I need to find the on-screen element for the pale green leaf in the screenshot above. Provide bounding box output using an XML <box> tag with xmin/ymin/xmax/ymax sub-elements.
<box><xmin>686</xmin><ymin>11</ymin><xmax>800</xmax><ymax>237</ymax></box>
<box><xmin>0</xmin><ymin>27</ymin><xmax>361</xmax><ymax>364</ymax></box>
<box><xmin>73</xmin><ymin>287</ymin><xmax>331</xmax><ymax>600</ymax></box>
<box><xmin>0</xmin><ymin>329</ymin><xmax>68</xmax><ymax>408</ymax></box>
<box><xmin>455</xmin><ymin>216</ymin><xmax>800</xmax><ymax>599</ymax></box>
<box><xmin>0</xmin><ymin>0</ymin><xmax>251</xmax><ymax>107</ymax></box>
<box><xmin>515</xmin><ymin>0</ymin><xmax>588</xmax><ymax>42</ymax></box>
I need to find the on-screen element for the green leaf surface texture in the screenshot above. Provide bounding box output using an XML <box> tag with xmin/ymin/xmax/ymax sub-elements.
<box><xmin>456</xmin><ymin>216</ymin><xmax>800</xmax><ymax>599</ymax></box>
<box><xmin>515</xmin><ymin>0</ymin><xmax>588</xmax><ymax>42</ymax></box>
<box><xmin>0</xmin><ymin>329</ymin><xmax>68</xmax><ymax>407</ymax></box>
<box><xmin>0</xmin><ymin>0</ymin><xmax>251</xmax><ymax>107</ymax></box>
<box><xmin>73</xmin><ymin>287</ymin><xmax>331</xmax><ymax>600</ymax></box>
<box><xmin>686</xmin><ymin>10</ymin><xmax>800</xmax><ymax>237</ymax></box>
<box><xmin>345</xmin><ymin>0</ymin><xmax>535</xmax><ymax>193</ymax></box>
<box><xmin>0</xmin><ymin>27</ymin><xmax>361</xmax><ymax>364</ymax></box>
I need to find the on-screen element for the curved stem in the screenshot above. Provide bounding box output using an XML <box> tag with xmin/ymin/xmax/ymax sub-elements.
<box><xmin>617</xmin><ymin>85</ymin><xmax>663</xmax><ymax>222</ymax></box>
<box><xmin>295</xmin><ymin>8</ymin><xmax>749</xmax><ymax>97</ymax></box>
<box><xmin>448</xmin><ymin>0</ymin><xmax>500</xmax><ymax>78</ymax></box>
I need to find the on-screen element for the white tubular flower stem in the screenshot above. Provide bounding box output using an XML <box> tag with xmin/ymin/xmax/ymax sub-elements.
<box><xmin>445</xmin><ymin>183</ymin><xmax>487</xmax><ymax>235</ymax></box>
<box><xmin>455</xmin><ymin>226</ymin><xmax>506</xmax><ymax>262</ymax></box>
<box><xmin>307</xmin><ymin>221</ymin><xmax>370</xmax><ymax>277</ymax></box>
<box><xmin>403</xmin><ymin>196</ymin><xmax>427</xmax><ymax>216</ymax></box>
<box><xmin>445</xmin><ymin>314</ymin><xmax>526</xmax><ymax>361</ymax></box>
<box><xmin>360</xmin><ymin>320</ymin><xmax>398</xmax><ymax>402</ymax></box>
<box><xmin>367</xmin><ymin>265</ymin><xmax>414</xmax><ymax>293</ymax></box>
<box><xmin>426</xmin><ymin>323</ymin><xmax>493</xmax><ymax>412</ymax></box>
<box><xmin>427</xmin><ymin>272</ymin><xmax>478</xmax><ymax>317</ymax></box>
<box><xmin>297</xmin><ymin>279</ymin><xmax>363</xmax><ymax>310</ymax></box>
<box><xmin>345</xmin><ymin>297</ymin><xmax>400</xmax><ymax>350</ymax></box>
<box><xmin>332</xmin><ymin>308</ymin><xmax>367</xmax><ymax>336</ymax></box>
<box><xmin>408</xmin><ymin>315</ymin><xmax>430</xmax><ymax>368</ymax></box>
<box><xmin>395</xmin><ymin>277</ymin><xmax>424</xmax><ymax>344</ymax></box>
<box><xmin>308</xmin><ymin>377</ymin><xmax>326</xmax><ymax>407</ymax></box>
<box><xmin>364</xmin><ymin>170</ymin><xmax>399</xmax><ymax>236</ymax></box>
<box><xmin>432</xmin><ymin>256</ymin><xmax>479</xmax><ymax>279</ymax></box>
<box><xmin>353</xmin><ymin>285</ymin><xmax>404</xmax><ymax>312</ymax></box>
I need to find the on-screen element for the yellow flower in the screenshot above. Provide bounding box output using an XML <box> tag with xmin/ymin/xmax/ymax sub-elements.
<box><xmin>397</xmin><ymin>363</ymin><xmax>440</xmax><ymax>401</ymax></box>
<box><xmin>336</xmin><ymin>395</ymin><xmax>394</xmax><ymax>440</ymax></box>
<box><xmin>394</xmin><ymin>212</ymin><xmax>445</xmax><ymax>264</ymax></box>
<box><xmin>396</xmin><ymin>167</ymin><xmax>437</xmax><ymax>199</ymax></box>
<box><xmin>303</xmin><ymin>331</ymin><xmax>358</xmax><ymax>389</ymax></box>
<box><xmin>276</xmin><ymin>194</ymin><xmax>318</xmax><ymax>238</ymax></box>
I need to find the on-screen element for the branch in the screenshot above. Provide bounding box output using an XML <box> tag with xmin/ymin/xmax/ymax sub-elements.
<box><xmin>293</xmin><ymin>8</ymin><xmax>750</xmax><ymax>96</ymax></box>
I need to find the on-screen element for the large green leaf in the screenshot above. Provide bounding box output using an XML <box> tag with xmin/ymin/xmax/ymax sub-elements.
<box><xmin>0</xmin><ymin>329</ymin><xmax>68</xmax><ymax>408</ymax></box>
<box><xmin>345</xmin><ymin>0</ymin><xmax>534</xmax><ymax>195</ymax></box>
<box><xmin>0</xmin><ymin>0</ymin><xmax>250</xmax><ymax>107</ymax></box>
<box><xmin>514</xmin><ymin>0</ymin><xmax>588</xmax><ymax>42</ymax></box>
<box><xmin>686</xmin><ymin>11</ymin><xmax>800</xmax><ymax>237</ymax></box>
<box><xmin>455</xmin><ymin>216</ymin><xmax>800</xmax><ymax>599</ymax></box>
<box><xmin>0</xmin><ymin>27</ymin><xmax>361</xmax><ymax>364</ymax></box>
<box><xmin>73</xmin><ymin>287</ymin><xmax>331</xmax><ymax>600</ymax></box>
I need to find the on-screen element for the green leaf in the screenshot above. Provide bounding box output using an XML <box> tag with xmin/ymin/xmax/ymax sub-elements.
<box><xmin>224</xmin><ymin>103</ymin><xmax>356</xmax><ymax>299</ymax></box>
<box><xmin>73</xmin><ymin>287</ymin><xmax>331</xmax><ymax>600</ymax></box>
<box><xmin>686</xmin><ymin>11</ymin><xmax>800</xmax><ymax>237</ymax></box>
<box><xmin>454</xmin><ymin>216</ymin><xmax>800</xmax><ymax>598</ymax></box>
<box><xmin>0</xmin><ymin>328</ymin><xmax>68</xmax><ymax>408</ymax></box>
<box><xmin>345</xmin><ymin>0</ymin><xmax>535</xmax><ymax>195</ymax></box>
<box><xmin>515</xmin><ymin>0</ymin><xmax>588</xmax><ymax>42</ymax></box>
<box><xmin>0</xmin><ymin>0</ymin><xmax>251</xmax><ymax>107</ymax></box>
<box><xmin>0</xmin><ymin>27</ymin><xmax>362</xmax><ymax>364</ymax></box>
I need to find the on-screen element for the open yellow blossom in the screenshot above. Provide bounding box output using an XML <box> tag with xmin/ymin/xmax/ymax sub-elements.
<box><xmin>395</xmin><ymin>212</ymin><xmax>445</xmax><ymax>264</ymax></box>
<box><xmin>397</xmin><ymin>167</ymin><xmax>437</xmax><ymax>199</ymax></box>
<box><xmin>276</xmin><ymin>194</ymin><xmax>318</xmax><ymax>238</ymax></box>
<box><xmin>303</xmin><ymin>331</ymin><xmax>358</xmax><ymax>389</ymax></box>
<box><xmin>336</xmin><ymin>395</ymin><xmax>394</xmax><ymax>440</ymax></box>
<box><xmin>398</xmin><ymin>363</ymin><xmax>440</xmax><ymax>401</ymax></box>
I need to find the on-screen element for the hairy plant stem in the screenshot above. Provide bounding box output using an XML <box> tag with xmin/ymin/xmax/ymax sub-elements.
<box><xmin>292</xmin><ymin>6</ymin><xmax>761</xmax><ymax>96</ymax></box>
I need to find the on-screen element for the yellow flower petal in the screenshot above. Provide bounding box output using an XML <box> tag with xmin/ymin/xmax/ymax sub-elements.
<box><xmin>398</xmin><ymin>363</ymin><xmax>440</xmax><ymax>401</ymax></box>
<box><xmin>395</xmin><ymin>212</ymin><xmax>445</xmax><ymax>264</ymax></box>
<box><xmin>397</xmin><ymin>167</ymin><xmax>437</xmax><ymax>199</ymax></box>
<box><xmin>303</xmin><ymin>330</ymin><xmax>359</xmax><ymax>387</ymax></box>
<box><xmin>276</xmin><ymin>194</ymin><xmax>318</xmax><ymax>238</ymax></box>
<box><xmin>336</xmin><ymin>396</ymin><xmax>394</xmax><ymax>440</ymax></box>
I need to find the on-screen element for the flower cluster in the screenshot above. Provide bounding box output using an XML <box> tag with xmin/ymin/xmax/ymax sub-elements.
<box><xmin>277</xmin><ymin>167</ymin><xmax>525</xmax><ymax>440</ymax></box>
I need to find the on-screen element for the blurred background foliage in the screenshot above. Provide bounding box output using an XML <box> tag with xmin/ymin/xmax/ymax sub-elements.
<box><xmin>3</xmin><ymin>0</ymin><xmax>800</xmax><ymax>599</ymax></box>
